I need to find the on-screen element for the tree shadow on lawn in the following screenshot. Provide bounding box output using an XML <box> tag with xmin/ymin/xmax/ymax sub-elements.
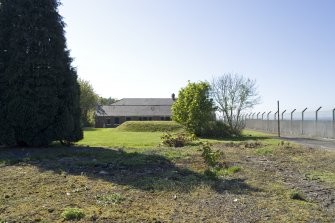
<box><xmin>0</xmin><ymin>146</ymin><xmax>260</xmax><ymax>194</ymax></box>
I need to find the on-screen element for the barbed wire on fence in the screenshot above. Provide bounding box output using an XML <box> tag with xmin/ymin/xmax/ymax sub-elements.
<box><xmin>243</xmin><ymin>108</ymin><xmax>335</xmax><ymax>121</ymax></box>
<box><xmin>242</xmin><ymin>107</ymin><xmax>335</xmax><ymax>139</ymax></box>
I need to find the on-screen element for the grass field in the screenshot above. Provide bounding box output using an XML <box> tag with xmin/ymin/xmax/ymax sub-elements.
<box><xmin>117</xmin><ymin>121</ymin><xmax>183</xmax><ymax>133</ymax></box>
<box><xmin>79</xmin><ymin>128</ymin><xmax>163</xmax><ymax>149</ymax></box>
<box><xmin>79</xmin><ymin>121</ymin><xmax>183</xmax><ymax>149</ymax></box>
<box><xmin>0</xmin><ymin>126</ymin><xmax>335</xmax><ymax>222</ymax></box>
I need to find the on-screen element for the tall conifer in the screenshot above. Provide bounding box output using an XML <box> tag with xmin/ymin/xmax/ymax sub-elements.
<box><xmin>0</xmin><ymin>0</ymin><xmax>83</xmax><ymax>146</ymax></box>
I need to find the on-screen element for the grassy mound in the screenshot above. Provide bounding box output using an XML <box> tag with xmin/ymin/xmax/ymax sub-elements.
<box><xmin>117</xmin><ymin>121</ymin><xmax>183</xmax><ymax>132</ymax></box>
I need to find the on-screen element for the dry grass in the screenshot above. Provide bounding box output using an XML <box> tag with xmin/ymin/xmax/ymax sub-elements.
<box><xmin>0</xmin><ymin>130</ymin><xmax>334</xmax><ymax>222</ymax></box>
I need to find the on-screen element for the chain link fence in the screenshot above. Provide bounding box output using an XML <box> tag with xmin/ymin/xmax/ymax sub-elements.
<box><xmin>243</xmin><ymin>108</ymin><xmax>335</xmax><ymax>139</ymax></box>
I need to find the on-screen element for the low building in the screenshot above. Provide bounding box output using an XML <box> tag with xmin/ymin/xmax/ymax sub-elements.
<box><xmin>95</xmin><ymin>98</ymin><xmax>174</xmax><ymax>128</ymax></box>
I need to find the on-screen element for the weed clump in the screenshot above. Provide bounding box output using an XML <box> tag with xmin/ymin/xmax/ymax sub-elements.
<box><xmin>61</xmin><ymin>208</ymin><xmax>85</xmax><ymax>220</ymax></box>
<box><xmin>201</xmin><ymin>142</ymin><xmax>241</xmax><ymax>178</ymax></box>
<box><xmin>161</xmin><ymin>132</ymin><xmax>196</xmax><ymax>147</ymax></box>
<box><xmin>201</xmin><ymin>142</ymin><xmax>225</xmax><ymax>178</ymax></box>
<box><xmin>289</xmin><ymin>189</ymin><xmax>306</xmax><ymax>201</ymax></box>
<box><xmin>224</xmin><ymin>166</ymin><xmax>241</xmax><ymax>175</ymax></box>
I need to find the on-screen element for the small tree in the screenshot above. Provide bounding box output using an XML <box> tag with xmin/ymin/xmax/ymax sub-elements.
<box><xmin>172</xmin><ymin>81</ymin><xmax>214</xmax><ymax>136</ymax></box>
<box><xmin>78</xmin><ymin>79</ymin><xmax>98</xmax><ymax>127</ymax></box>
<box><xmin>211</xmin><ymin>73</ymin><xmax>260</xmax><ymax>133</ymax></box>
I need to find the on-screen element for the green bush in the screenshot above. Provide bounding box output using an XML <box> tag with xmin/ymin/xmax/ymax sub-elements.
<box><xmin>61</xmin><ymin>208</ymin><xmax>85</xmax><ymax>221</ymax></box>
<box><xmin>201</xmin><ymin>121</ymin><xmax>233</xmax><ymax>138</ymax></box>
<box><xmin>172</xmin><ymin>81</ymin><xmax>215</xmax><ymax>136</ymax></box>
<box><xmin>201</xmin><ymin>142</ymin><xmax>226</xmax><ymax>178</ymax></box>
<box><xmin>161</xmin><ymin>132</ymin><xmax>196</xmax><ymax>147</ymax></box>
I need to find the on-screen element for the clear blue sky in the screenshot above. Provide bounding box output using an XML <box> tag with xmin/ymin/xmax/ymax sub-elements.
<box><xmin>59</xmin><ymin>0</ymin><xmax>335</xmax><ymax>113</ymax></box>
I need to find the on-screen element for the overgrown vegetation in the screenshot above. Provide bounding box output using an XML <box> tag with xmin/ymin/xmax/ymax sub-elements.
<box><xmin>201</xmin><ymin>142</ymin><xmax>226</xmax><ymax>178</ymax></box>
<box><xmin>61</xmin><ymin>208</ymin><xmax>85</xmax><ymax>220</ymax></box>
<box><xmin>0</xmin><ymin>129</ymin><xmax>334</xmax><ymax>222</ymax></box>
<box><xmin>160</xmin><ymin>132</ymin><xmax>196</xmax><ymax>147</ymax></box>
<box><xmin>201</xmin><ymin>121</ymin><xmax>236</xmax><ymax>138</ymax></box>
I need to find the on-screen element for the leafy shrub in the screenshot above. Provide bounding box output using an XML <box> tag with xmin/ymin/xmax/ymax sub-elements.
<box><xmin>201</xmin><ymin>142</ymin><xmax>226</xmax><ymax>178</ymax></box>
<box><xmin>61</xmin><ymin>208</ymin><xmax>85</xmax><ymax>220</ymax></box>
<box><xmin>201</xmin><ymin>121</ymin><xmax>237</xmax><ymax>138</ymax></box>
<box><xmin>172</xmin><ymin>81</ymin><xmax>215</xmax><ymax>136</ymax></box>
<box><xmin>161</xmin><ymin>132</ymin><xmax>196</xmax><ymax>147</ymax></box>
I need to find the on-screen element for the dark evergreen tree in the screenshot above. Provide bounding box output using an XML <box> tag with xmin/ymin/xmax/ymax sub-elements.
<box><xmin>0</xmin><ymin>0</ymin><xmax>83</xmax><ymax>146</ymax></box>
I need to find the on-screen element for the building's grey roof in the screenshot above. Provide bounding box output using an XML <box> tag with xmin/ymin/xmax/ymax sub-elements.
<box><xmin>96</xmin><ymin>98</ymin><xmax>173</xmax><ymax>117</ymax></box>
<box><xmin>111</xmin><ymin>98</ymin><xmax>174</xmax><ymax>106</ymax></box>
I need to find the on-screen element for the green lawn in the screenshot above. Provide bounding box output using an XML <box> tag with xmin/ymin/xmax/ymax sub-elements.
<box><xmin>78</xmin><ymin>128</ymin><xmax>164</xmax><ymax>149</ymax></box>
<box><xmin>79</xmin><ymin>126</ymin><xmax>278</xmax><ymax>149</ymax></box>
<box><xmin>79</xmin><ymin>121</ymin><xmax>184</xmax><ymax>149</ymax></box>
<box><xmin>117</xmin><ymin>121</ymin><xmax>183</xmax><ymax>132</ymax></box>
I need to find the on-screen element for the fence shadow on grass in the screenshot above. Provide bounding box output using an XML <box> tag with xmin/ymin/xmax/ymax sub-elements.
<box><xmin>0</xmin><ymin>146</ymin><xmax>260</xmax><ymax>194</ymax></box>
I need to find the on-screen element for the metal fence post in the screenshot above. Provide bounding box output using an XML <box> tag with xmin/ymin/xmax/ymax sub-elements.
<box><xmin>281</xmin><ymin>110</ymin><xmax>287</xmax><ymax>120</ymax></box>
<box><xmin>256</xmin><ymin>112</ymin><xmax>260</xmax><ymax>129</ymax></box>
<box><xmin>316</xmin><ymin>106</ymin><xmax>322</xmax><ymax>121</ymax></box>
<box><xmin>267</xmin><ymin>111</ymin><xmax>271</xmax><ymax>131</ymax></box>
<box><xmin>261</xmin><ymin>112</ymin><xmax>265</xmax><ymax>130</ymax></box>
<box><xmin>315</xmin><ymin>107</ymin><xmax>322</xmax><ymax>137</ymax></box>
<box><xmin>302</xmin><ymin>108</ymin><xmax>307</xmax><ymax>135</ymax></box>
<box><xmin>290</xmin><ymin>109</ymin><xmax>296</xmax><ymax>121</ymax></box>
<box><xmin>333</xmin><ymin>109</ymin><xmax>335</xmax><ymax>139</ymax></box>
<box><xmin>290</xmin><ymin>109</ymin><xmax>296</xmax><ymax>134</ymax></box>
